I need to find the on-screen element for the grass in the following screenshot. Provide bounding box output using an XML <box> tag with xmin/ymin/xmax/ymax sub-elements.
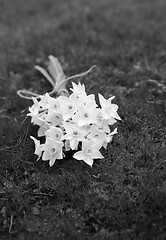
<box><xmin>0</xmin><ymin>0</ymin><xmax>166</xmax><ymax>239</ymax></box>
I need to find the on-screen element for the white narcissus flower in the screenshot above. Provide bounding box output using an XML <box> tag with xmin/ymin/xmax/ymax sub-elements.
<box><xmin>70</xmin><ymin>82</ymin><xmax>86</xmax><ymax>96</ymax></box>
<box><xmin>73</xmin><ymin>140</ymin><xmax>104</xmax><ymax>167</ymax></box>
<box><xmin>87</xmin><ymin>124</ymin><xmax>107</xmax><ymax>148</ymax></box>
<box><xmin>57</xmin><ymin>94</ymin><xmax>78</xmax><ymax>121</ymax></box>
<box><xmin>70</xmin><ymin>82</ymin><xmax>97</xmax><ymax>108</ymax></box>
<box><xmin>98</xmin><ymin>93</ymin><xmax>121</xmax><ymax>121</ymax></box>
<box><xmin>27</xmin><ymin>111</ymin><xmax>42</xmax><ymax>126</ymax></box>
<box><xmin>45</xmin><ymin>126</ymin><xmax>64</xmax><ymax>141</ymax></box>
<box><xmin>77</xmin><ymin>93</ymin><xmax>97</xmax><ymax>108</ymax></box>
<box><xmin>27</xmin><ymin>103</ymin><xmax>40</xmax><ymax>124</ymax></box>
<box><xmin>72</xmin><ymin>102</ymin><xmax>98</xmax><ymax>126</ymax></box>
<box><xmin>41</xmin><ymin>137</ymin><xmax>63</xmax><ymax>167</ymax></box>
<box><xmin>45</xmin><ymin>110</ymin><xmax>63</xmax><ymax>126</ymax></box>
<box><xmin>27</xmin><ymin>97</ymin><xmax>49</xmax><ymax>126</ymax></box>
<box><xmin>44</xmin><ymin>93</ymin><xmax>61</xmax><ymax>111</ymax></box>
<box><xmin>30</xmin><ymin>136</ymin><xmax>43</xmax><ymax>160</ymax></box>
<box><xmin>61</xmin><ymin>122</ymin><xmax>87</xmax><ymax>150</ymax></box>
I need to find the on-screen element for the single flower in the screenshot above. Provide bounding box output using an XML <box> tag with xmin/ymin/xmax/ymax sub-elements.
<box><xmin>45</xmin><ymin>110</ymin><xmax>63</xmax><ymax>126</ymax></box>
<box><xmin>78</xmin><ymin>93</ymin><xmax>97</xmax><ymax>108</ymax></box>
<box><xmin>70</xmin><ymin>82</ymin><xmax>97</xmax><ymax>107</ymax></box>
<box><xmin>61</xmin><ymin>122</ymin><xmax>87</xmax><ymax>150</ymax></box>
<box><xmin>72</xmin><ymin>102</ymin><xmax>98</xmax><ymax>126</ymax></box>
<box><xmin>87</xmin><ymin>124</ymin><xmax>107</xmax><ymax>148</ymax></box>
<box><xmin>41</xmin><ymin>137</ymin><xmax>63</xmax><ymax>166</ymax></box>
<box><xmin>44</xmin><ymin>92</ymin><xmax>61</xmax><ymax>111</ymax></box>
<box><xmin>45</xmin><ymin>126</ymin><xmax>64</xmax><ymax>141</ymax></box>
<box><xmin>70</xmin><ymin>82</ymin><xmax>86</xmax><ymax>96</ymax></box>
<box><xmin>98</xmin><ymin>93</ymin><xmax>121</xmax><ymax>120</ymax></box>
<box><xmin>57</xmin><ymin>93</ymin><xmax>78</xmax><ymax>121</ymax></box>
<box><xmin>27</xmin><ymin>108</ymin><xmax>47</xmax><ymax>127</ymax></box>
<box><xmin>73</xmin><ymin>139</ymin><xmax>104</xmax><ymax>167</ymax></box>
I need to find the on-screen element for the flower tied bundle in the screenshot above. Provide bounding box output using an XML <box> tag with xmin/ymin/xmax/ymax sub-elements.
<box><xmin>18</xmin><ymin>56</ymin><xmax>121</xmax><ymax>167</ymax></box>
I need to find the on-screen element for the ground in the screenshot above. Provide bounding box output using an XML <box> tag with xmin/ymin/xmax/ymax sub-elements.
<box><xmin>0</xmin><ymin>0</ymin><xmax>166</xmax><ymax>239</ymax></box>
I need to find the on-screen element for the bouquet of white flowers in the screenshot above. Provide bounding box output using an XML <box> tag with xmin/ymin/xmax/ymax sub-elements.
<box><xmin>28</xmin><ymin>81</ymin><xmax>120</xmax><ymax>167</ymax></box>
<box><xmin>18</xmin><ymin>56</ymin><xmax>121</xmax><ymax>167</ymax></box>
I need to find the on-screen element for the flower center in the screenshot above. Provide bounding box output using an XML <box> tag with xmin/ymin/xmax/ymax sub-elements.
<box><xmin>86</xmin><ymin>148</ymin><xmax>92</xmax><ymax>155</ymax></box>
<box><xmin>84</xmin><ymin>113</ymin><xmax>89</xmax><ymax>118</ymax></box>
<box><xmin>55</xmin><ymin>133</ymin><xmax>59</xmax><ymax>139</ymax></box>
<box><xmin>49</xmin><ymin>147</ymin><xmax>56</xmax><ymax>155</ymax></box>
<box><xmin>73</xmin><ymin>131</ymin><xmax>78</xmax><ymax>136</ymax></box>
<box><xmin>94</xmin><ymin>133</ymin><xmax>99</xmax><ymax>138</ymax></box>
<box><xmin>97</xmin><ymin>115</ymin><xmax>103</xmax><ymax>122</ymax></box>
<box><xmin>68</xmin><ymin>105</ymin><xmax>73</xmax><ymax>110</ymax></box>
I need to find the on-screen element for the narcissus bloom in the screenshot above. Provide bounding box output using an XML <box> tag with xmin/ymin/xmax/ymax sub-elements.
<box><xmin>45</xmin><ymin>110</ymin><xmax>63</xmax><ymax>126</ymax></box>
<box><xmin>41</xmin><ymin>137</ymin><xmax>63</xmax><ymax>167</ymax></box>
<box><xmin>61</xmin><ymin>122</ymin><xmax>87</xmax><ymax>150</ymax></box>
<box><xmin>98</xmin><ymin>93</ymin><xmax>121</xmax><ymax>120</ymax></box>
<box><xmin>70</xmin><ymin>82</ymin><xmax>86</xmax><ymax>96</ymax></box>
<box><xmin>87</xmin><ymin>124</ymin><xmax>107</xmax><ymax>148</ymax></box>
<box><xmin>44</xmin><ymin>93</ymin><xmax>61</xmax><ymax>111</ymax></box>
<box><xmin>73</xmin><ymin>140</ymin><xmax>104</xmax><ymax>167</ymax></box>
<box><xmin>57</xmin><ymin>94</ymin><xmax>78</xmax><ymax>121</ymax></box>
<box><xmin>45</xmin><ymin>126</ymin><xmax>64</xmax><ymax>141</ymax></box>
<box><xmin>72</xmin><ymin>102</ymin><xmax>98</xmax><ymax>126</ymax></box>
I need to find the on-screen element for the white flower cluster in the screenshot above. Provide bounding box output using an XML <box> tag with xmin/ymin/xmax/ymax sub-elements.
<box><xmin>28</xmin><ymin>82</ymin><xmax>121</xmax><ymax>167</ymax></box>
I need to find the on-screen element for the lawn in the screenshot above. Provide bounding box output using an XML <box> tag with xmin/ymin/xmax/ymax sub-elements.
<box><xmin>0</xmin><ymin>0</ymin><xmax>166</xmax><ymax>239</ymax></box>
